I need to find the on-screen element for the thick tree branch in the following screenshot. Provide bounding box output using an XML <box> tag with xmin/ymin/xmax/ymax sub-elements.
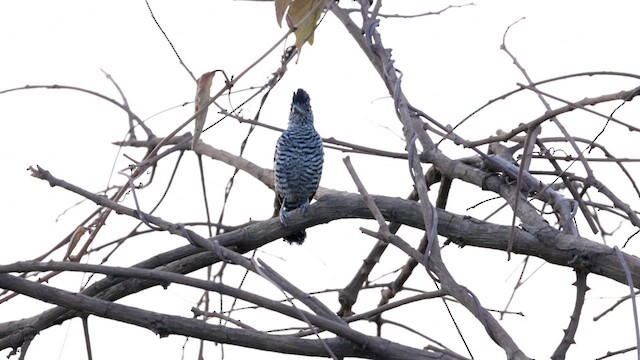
<box><xmin>26</xmin><ymin>160</ymin><xmax>640</xmax><ymax>293</ymax></box>
<box><xmin>0</xmin><ymin>273</ymin><xmax>454</xmax><ymax>359</ymax></box>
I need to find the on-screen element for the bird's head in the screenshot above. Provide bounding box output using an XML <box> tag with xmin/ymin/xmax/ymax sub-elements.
<box><xmin>290</xmin><ymin>88</ymin><xmax>312</xmax><ymax>116</ymax></box>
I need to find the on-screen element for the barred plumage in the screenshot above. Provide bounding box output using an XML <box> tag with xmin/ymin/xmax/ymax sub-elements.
<box><xmin>273</xmin><ymin>89</ymin><xmax>324</xmax><ymax>244</ymax></box>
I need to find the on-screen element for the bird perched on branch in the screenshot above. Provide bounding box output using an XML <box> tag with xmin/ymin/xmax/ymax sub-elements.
<box><xmin>273</xmin><ymin>88</ymin><xmax>324</xmax><ymax>244</ymax></box>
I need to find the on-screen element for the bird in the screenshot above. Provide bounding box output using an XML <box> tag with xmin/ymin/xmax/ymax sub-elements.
<box><xmin>273</xmin><ymin>88</ymin><xmax>324</xmax><ymax>244</ymax></box>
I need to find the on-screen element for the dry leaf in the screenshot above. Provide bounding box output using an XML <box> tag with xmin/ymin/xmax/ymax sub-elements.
<box><xmin>192</xmin><ymin>71</ymin><xmax>215</xmax><ymax>150</ymax></box>
<box><xmin>65</xmin><ymin>226</ymin><xmax>88</xmax><ymax>261</ymax></box>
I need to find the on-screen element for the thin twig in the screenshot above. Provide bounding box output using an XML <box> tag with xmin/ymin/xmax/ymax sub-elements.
<box><xmin>144</xmin><ymin>0</ymin><xmax>196</xmax><ymax>82</ymax></box>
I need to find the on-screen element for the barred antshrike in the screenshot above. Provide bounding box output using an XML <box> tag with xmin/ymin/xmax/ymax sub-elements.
<box><xmin>273</xmin><ymin>88</ymin><xmax>324</xmax><ymax>244</ymax></box>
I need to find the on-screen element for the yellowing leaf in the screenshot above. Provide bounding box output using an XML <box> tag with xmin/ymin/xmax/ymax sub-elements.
<box><xmin>275</xmin><ymin>0</ymin><xmax>328</xmax><ymax>52</ymax></box>
<box><xmin>275</xmin><ymin>0</ymin><xmax>293</xmax><ymax>27</ymax></box>
<box><xmin>192</xmin><ymin>71</ymin><xmax>215</xmax><ymax>150</ymax></box>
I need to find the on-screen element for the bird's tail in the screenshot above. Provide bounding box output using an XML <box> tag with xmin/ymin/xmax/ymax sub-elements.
<box><xmin>283</xmin><ymin>230</ymin><xmax>306</xmax><ymax>245</ymax></box>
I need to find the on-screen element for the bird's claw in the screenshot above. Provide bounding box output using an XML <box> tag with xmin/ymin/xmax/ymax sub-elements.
<box><xmin>301</xmin><ymin>200</ymin><xmax>310</xmax><ymax>214</ymax></box>
<box><xmin>279</xmin><ymin>200</ymin><xmax>310</xmax><ymax>228</ymax></box>
<box><xmin>279</xmin><ymin>206</ymin><xmax>289</xmax><ymax>227</ymax></box>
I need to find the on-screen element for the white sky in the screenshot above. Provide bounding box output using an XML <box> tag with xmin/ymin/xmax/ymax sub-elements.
<box><xmin>1</xmin><ymin>1</ymin><xmax>640</xmax><ymax>359</ymax></box>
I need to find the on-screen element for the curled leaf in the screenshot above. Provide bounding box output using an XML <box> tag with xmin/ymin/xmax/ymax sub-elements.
<box><xmin>65</xmin><ymin>226</ymin><xmax>88</xmax><ymax>261</ymax></box>
<box><xmin>192</xmin><ymin>71</ymin><xmax>215</xmax><ymax>150</ymax></box>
